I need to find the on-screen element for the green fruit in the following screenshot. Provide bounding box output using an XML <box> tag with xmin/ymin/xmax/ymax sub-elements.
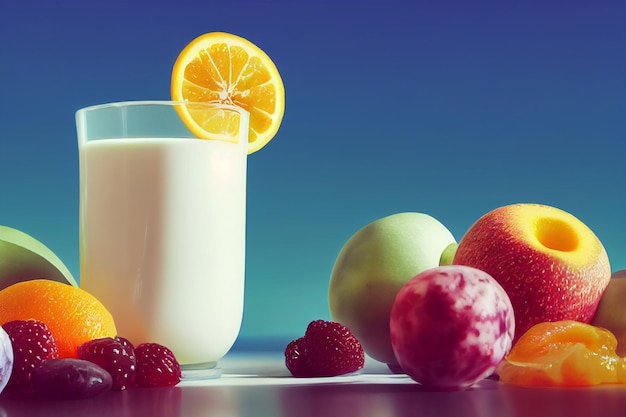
<box><xmin>439</xmin><ymin>242</ymin><xmax>459</xmax><ymax>266</ymax></box>
<box><xmin>0</xmin><ymin>226</ymin><xmax>77</xmax><ymax>289</ymax></box>
<box><xmin>328</xmin><ymin>212</ymin><xmax>456</xmax><ymax>365</ymax></box>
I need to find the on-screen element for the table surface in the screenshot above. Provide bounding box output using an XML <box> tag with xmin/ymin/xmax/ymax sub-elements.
<box><xmin>0</xmin><ymin>352</ymin><xmax>624</xmax><ymax>417</ymax></box>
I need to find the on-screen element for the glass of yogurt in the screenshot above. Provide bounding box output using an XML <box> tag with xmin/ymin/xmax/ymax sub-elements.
<box><xmin>76</xmin><ymin>100</ymin><xmax>249</xmax><ymax>379</ymax></box>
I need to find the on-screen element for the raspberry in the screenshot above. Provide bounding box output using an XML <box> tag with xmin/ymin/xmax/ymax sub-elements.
<box><xmin>284</xmin><ymin>338</ymin><xmax>308</xmax><ymax>377</ymax></box>
<box><xmin>285</xmin><ymin>320</ymin><xmax>365</xmax><ymax>377</ymax></box>
<box><xmin>2</xmin><ymin>320</ymin><xmax>59</xmax><ymax>388</ymax></box>
<box><xmin>135</xmin><ymin>343</ymin><xmax>181</xmax><ymax>387</ymax></box>
<box><xmin>114</xmin><ymin>336</ymin><xmax>135</xmax><ymax>351</ymax></box>
<box><xmin>77</xmin><ymin>336</ymin><xmax>137</xmax><ymax>390</ymax></box>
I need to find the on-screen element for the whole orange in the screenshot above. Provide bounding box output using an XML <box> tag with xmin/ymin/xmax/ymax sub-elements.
<box><xmin>0</xmin><ymin>279</ymin><xmax>117</xmax><ymax>358</ymax></box>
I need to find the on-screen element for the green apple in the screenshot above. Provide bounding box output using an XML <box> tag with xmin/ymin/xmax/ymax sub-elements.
<box><xmin>439</xmin><ymin>242</ymin><xmax>458</xmax><ymax>266</ymax></box>
<box><xmin>328</xmin><ymin>212</ymin><xmax>456</xmax><ymax>365</ymax></box>
<box><xmin>0</xmin><ymin>225</ymin><xmax>77</xmax><ymax>289</ymax></box>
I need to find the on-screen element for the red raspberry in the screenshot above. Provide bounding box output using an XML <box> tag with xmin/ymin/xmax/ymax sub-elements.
<box><xmin>2</xmin><ymin>320</ymin><xmax>59</xmax><ymax>388</ymax></box>
<box><xmin>285</xmin><ymin>320</ymin><xmax>365</xmax><ymax>377</ymax></box>
<box><xmin>134</xmin><ymin>343</ymin><xmax>181</xmax><ymax>387</ymax></box>
<box><xmin>284</xmin><ymin>338</ymin><xmax>308</xmax><ymax>377</ymax></box>
<box><xmin>114</xmin><ymin>336</ymin><xmax>135</xmax><ymax>351</ymax></box>
<box><xmin>77</xmin><ymin>336</ymin><xmax>137</xmax><ymax>390</ymax></box>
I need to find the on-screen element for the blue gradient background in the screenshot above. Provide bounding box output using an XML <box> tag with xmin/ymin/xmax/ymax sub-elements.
<box><xmin>1</xmin><ymin>0</ymin><xmax>624</xmax><ymax>344</ymax></box>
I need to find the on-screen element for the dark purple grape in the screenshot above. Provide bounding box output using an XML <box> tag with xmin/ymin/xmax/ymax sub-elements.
<box><xmin>31</xmin><ymin>358</ymin><xmax>112</xmax><ymax>400</ymax></box>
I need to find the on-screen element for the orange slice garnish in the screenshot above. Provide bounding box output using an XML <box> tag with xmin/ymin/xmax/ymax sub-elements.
<box><xmin>171</xmin><ymin>32</ymin><xmax>285</xmax><ymax>154</ymax></box>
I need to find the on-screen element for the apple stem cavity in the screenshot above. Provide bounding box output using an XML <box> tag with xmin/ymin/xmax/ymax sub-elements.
<box><xmin>534</xmin><ymin>217</ymin><xmax>579</xmax><ymax>252</ymax></box>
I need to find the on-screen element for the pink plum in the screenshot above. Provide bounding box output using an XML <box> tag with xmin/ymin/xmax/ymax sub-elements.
<box><xmin>390</xmin><ymin>265</ymin><xmax>515</xmax><ymax>390</ymax></box>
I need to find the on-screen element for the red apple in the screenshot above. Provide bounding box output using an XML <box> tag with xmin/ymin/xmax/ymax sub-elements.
<box><xmin>453</xmin><ymin>203</ymin><xmax>611</xmax><ymax>341</ymax></box>
<box><xmin>390</xmin><ymin>265</ymin><xmax>515</xmax><ymax>390</ymax></box>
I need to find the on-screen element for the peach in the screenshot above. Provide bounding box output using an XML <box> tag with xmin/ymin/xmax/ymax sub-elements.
<box><xmin>452</xmin><ymin>203</ymin><xmax>611</xmax><ymax>341</ymax></box>
<box><xmin>592</xmin><ymin>269</ymin><xmax>626</xmax><ymax>356</ymax></box>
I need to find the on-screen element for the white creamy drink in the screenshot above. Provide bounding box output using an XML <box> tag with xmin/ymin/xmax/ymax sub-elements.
<box><xmin>79</xmin><ymin>137</ymin><xmax>247</xmax><ymax>366</ymax></box>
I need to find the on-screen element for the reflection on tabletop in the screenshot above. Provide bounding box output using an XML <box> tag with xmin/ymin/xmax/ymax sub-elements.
<box><xmin>0</xmin><ymin>352</ymin><xmax>625</xmax><ymax>417</ymax></box>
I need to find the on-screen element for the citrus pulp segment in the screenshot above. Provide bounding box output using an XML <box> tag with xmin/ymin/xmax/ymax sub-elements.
<box><xmin>171</xmin><ymin>32</ymin><xmax>285</xmax><ymax>154</ymax></box>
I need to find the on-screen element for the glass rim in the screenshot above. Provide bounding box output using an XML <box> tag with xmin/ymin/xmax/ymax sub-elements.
<box><xmin>76</xmin><ymin>100</ymin><xmax>248</xmax><ymax>116</ymax></box>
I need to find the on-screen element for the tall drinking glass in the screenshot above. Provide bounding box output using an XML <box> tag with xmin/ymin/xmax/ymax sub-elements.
<box><xmin>76</xmin><ymin>101</ymin><xmax>249</xmax><ymax>379</ymax></box>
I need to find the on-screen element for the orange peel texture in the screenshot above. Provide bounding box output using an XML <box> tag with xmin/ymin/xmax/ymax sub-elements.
<box><xmin>0</xmin><ymin>279</ymin><xmax>117</xmax><ymax>358</ymax></box>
